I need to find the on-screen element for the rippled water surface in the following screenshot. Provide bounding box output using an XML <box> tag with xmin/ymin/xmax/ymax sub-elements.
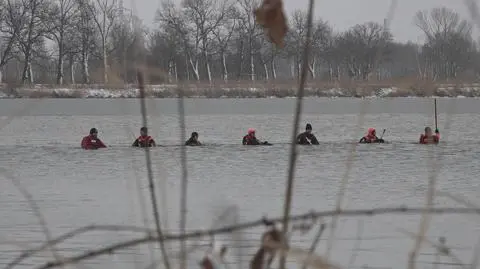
<box><xmin>0</xmin><ymin>98</ymin><xmax>479</xmax><ymax>269</ymax></box>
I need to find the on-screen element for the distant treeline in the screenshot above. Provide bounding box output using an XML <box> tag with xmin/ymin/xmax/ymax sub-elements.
<box><xmin>0</xmin><ymin>0</ymin><xmax>478</xmax><ymax>85</ymax></box>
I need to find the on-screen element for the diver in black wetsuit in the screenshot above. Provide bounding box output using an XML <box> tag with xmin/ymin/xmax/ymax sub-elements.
<box><xmin>296</xmin><ymin>123</ymin><xmax>319</xmax><ymax>145</ymax></box>
<box><xmin>185</xmin><ymin>132</ymin><xmax>202</xmax><ymax>146</ymax></box>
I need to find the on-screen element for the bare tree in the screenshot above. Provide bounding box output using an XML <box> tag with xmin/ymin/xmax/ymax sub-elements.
<box><xmin>2</xmin><ymin>3</ymin><xmax>480</xmax><ymax>85</ymax></box>
<box><xmin>45</xmin><ymin>0</ymin><xmax>79</xmax><ymax>84</ymax></box>
<box><xmin>156</xmin><ymin>0</ymin><xmax>194</xmax><ymax>80</ymax></box>
<box><xmin>85</xmin><ymin>0</ymin><xmax>118</xmax><ymax>83</ymax></box>
<box><xmin>334</xmin><ymin>22</ymin><xmax>392</xmax><ymax>80</ymax></box>
<box><xmin>415</xmin><ymin>7</ymin><xmax>474</xmax><ymax>80</ymax></box>
<box><xmin>212</xmin><ymin>5</ymin><xmax>238</xmax><ymax>81</ymax></box>
<box><xmin>182</xmin><ymin>0</ymin><xmax>232</xmax><ymax>82</ymax></box>
<box><xmin>75</xmin><ymin>0</ymin><xmax>97</xmax><ymax>83</ymax></box>
<box><xmin>0</xmin><ymin>0</ymin><xmax>22</xmax><ymax>83</ymax></box>
<box><xmin>5</xmin><ymin>0</ymin><xmax>50</xmax><ymax>84</ymax></box>
<box><xmin>236</xmin><ymin>0</ymin><xmax>262</xmax><ymax>81</ymax></box>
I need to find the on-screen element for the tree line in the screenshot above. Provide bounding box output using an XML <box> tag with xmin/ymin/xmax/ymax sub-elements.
<box><xmin>0</xmin><ymin>0</ymin><xmax>478</xmax><ymax>85</ymax></box>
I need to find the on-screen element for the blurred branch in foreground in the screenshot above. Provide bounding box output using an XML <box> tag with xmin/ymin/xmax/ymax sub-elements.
<box><xmin>7</xmin><ymin>206</ymin><xmax>479</xmax><ymax>269</ymax></box>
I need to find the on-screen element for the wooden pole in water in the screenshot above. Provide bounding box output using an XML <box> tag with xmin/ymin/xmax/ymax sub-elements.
<box><xmin>280</xmin><ymin>0</ymin><xmax>315</xmax><ymax>268</ymax></box>
<box><xmin>434</xmin><ymin>98</ymin><xmax>438</xmax><ymax>130</ymax></box>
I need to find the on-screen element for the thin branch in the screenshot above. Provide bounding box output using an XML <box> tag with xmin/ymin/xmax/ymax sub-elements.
<box><xmin>177</xmin><ymin>85</ymin><xmax>189</xmax><ymax>269</ymax></box>
<box><xmin>5</xmin><ymin>224</ymin><xmax>153</xmax><ymax>269</ymax></box>
<box><xmin>301</xmin><ymin>222</ymin><xmax>326</xmax><ymax>269</ymax></box>
<box><xmin>409</xmin><ymin>98</ymin><xmax>454</xmax><ymax>269</ymax></box>
<box><xmin>137</xmin><ymin>71</ymin><xmax>171</xmax><ymax>269</ymax></box>
<box><xmin>32</xmin><ymin>206</ymin><xmax>480</xmax><ymax>269</ymax></box>
<box><xmin>325</xmin><ymin>99</ymin><xmax>368</xmax><ymax>257</ymax></box>
<box><xmin>119</xmin><ymin>109</ymin><xmax>156</xmax><ymax>266</ymax></box>
<box><xmin>347</xmin><ymin>220</ymin><xmax>364</xmax><ymax>269</ymax></box>
<box><xmin>397</xmin><ymin>228</ymin><xmax>466</xmax><ymax>269</ymax></box>
<box><xmin>280</xmin><ymin>1</ymin><xmax>315</xmax><ymax>269</ymax></box>
<box><xmin>0</xmin><ymin>168</ymin><xmax>62</xmax><ymax>268</ymax></box>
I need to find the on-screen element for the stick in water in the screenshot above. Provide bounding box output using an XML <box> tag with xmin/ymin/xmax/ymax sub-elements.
<box><xmin>380</xmin><ymin>129</ymin><xmax>386</xmax><ymax>139</ymax></box>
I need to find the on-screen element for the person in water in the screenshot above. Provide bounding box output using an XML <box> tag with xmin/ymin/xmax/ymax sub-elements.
<box><xmin>419</xmin><ymin>127</ymin><xmax>440</xmax><ymax>144</ymax></box>
<box><xmin>81</xmin><ymin>128</ymin><xmax>107</xmax><ymax>150</ymax></box>
<box><xmin>296</xmin><ymin>123</ymin><xmax>319</xmax><ymax>145</ymax></box>
<box><xmin>132</xmin><ymin>127</ymin><xmax>156</xmax><ymax>147</ymax></box>
<box><xmin>185</xmin><ymin>131</ymin><xmax>202</xmax><ymax>146</ymax></box>
<box><xmin>242</xmin><ymin>128</ymin><xmax>269</xmax><ymax>145</ymax></box>
<box><xmin>359</xmin><ymin>128</ymin><xmax>384</xmax><ymax>143</ymax></box>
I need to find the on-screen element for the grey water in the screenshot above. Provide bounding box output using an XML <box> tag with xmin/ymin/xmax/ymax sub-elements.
<box><xmin>0</xmin><ymin>97</ymin><xmax>479</xmax><ymax>269</ymax></box>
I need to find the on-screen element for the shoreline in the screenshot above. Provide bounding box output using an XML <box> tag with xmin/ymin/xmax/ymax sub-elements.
<box><xmin>1</xmin><ymin>83</ymin><xmax>480</xmax><ymax>98</ymax></box>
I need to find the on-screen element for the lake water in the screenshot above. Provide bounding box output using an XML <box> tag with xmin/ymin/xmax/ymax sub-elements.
<box><xmin>0</xmin><ymin>97</ymin><xmax>479</xmax><ymax>269</ymax></box>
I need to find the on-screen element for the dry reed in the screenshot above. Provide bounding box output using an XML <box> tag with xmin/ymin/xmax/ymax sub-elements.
<box><xmin>280</xmin><ymin>0</ymin><xmax>315</xmax><ymax>268</ymax></box>
<box><xmin>137</xmin><ymin>71</ymin><xmax>171</xmax><ymax>269</ymax></box>
<box><xmin>177</xmin><ymin>85</ymin><xmax>189</xmax><ymax>269</ymax></box>
<box><xmin>3</xmin><ymin>1</ymin><xmax>480</xmax><ymax>269</ymax></box>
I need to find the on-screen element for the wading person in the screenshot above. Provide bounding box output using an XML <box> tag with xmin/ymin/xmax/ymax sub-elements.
<box><xmin>185</xmin><ymin>131</ymin><xmax>202</xmax><ymax>146</ymax></box>
<box><xmin>81</xmin><ymin>128</ymin><xmax>107</xmax><ymax>150</ymax></box>
<box><xmin>419</xmin><ymin>126</ymin><xmax>440</xmax><ymax>144</ymax></box>
<box><xmin>132</xmin><ymin>127</ymin><xmax>156</xmax><ymax>148</ymax></box>
<box><xmin>296</xmin><ymin>123</ymin><xmax>319</xmax><ymax>145</ymax></box>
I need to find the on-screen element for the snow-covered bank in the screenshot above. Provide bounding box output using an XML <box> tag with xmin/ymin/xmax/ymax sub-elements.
<box><xmin>1</xmin><ymin>83</ymin><xmax>480</xmax><ymax>98</ymax></box>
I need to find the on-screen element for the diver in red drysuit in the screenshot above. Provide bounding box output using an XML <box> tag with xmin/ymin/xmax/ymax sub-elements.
<box><xmin>81</xmin><ymin>128</ymin><xmax>107</xmax><ymax>150</ymax></box>
<box><xmin>132</xmin><ymin>127</ymin><xmax>156</xmax><ymax>147</ymax></box>
<box><xmin>359</xmin><ymin>128</ymin><xmax>384</xmax><ymax>143</ymax></box>
<box><xmin>243</xmin><ymin>128</ymin><xmax>261</xmax><ymax>145</ymax></box>
<box><xmin>242</xmin><ymin>128</ymin><xmax>270</xmax><ymax>145</ymax></box>
<box><xmin>419</xmin><ymin>126</ymin><xmax>439</xmax><ymax>144</ymax></box>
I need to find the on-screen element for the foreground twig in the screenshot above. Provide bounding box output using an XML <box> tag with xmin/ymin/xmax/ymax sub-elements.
<box><xmin>5</xmin><ymin>224</ymin><xmax>152</xmax><ymax>269</ymax></box>
<box><xmin>397</xmin><ymin>228</ymin><xmax>466</xmax><ymax>269</ymax></box>
<box><xmin>347</xmin><ymin>220</ymin><xmax>364</xmax><ymax>269</ymax></box>
<box><xmin>301</xmin><ymin>222</ymin><xmax>326</xmax><ymax>269</ymax></box>
<box><xmin>408</xmin><ymin>155</ymin><xmax>436</xmax><ymax>269</ymax></box>
<box><xmin>265</xmin><ymin>240</ymin><xmax>342</xmax><ymax>269</ymax></box>
<box><xmin>0</xmin><ymin>168</ymin><xmax>63</xmax><ymax>268</ymax></box>
<box><xmin>177</xmin><ymin>86</ymin><xmax>189</xmax><ymax>269</ymax></box>
<box><xmin>326</xmin><ymin>0</ymin><xmax>398</xmax><ymax>257</ymax></box>
<box><xmin>280</xmin><ymin>0</ymin><xmax>315</xmax><ymax>268</ymax></box>
<box><xmin>137</xmin><ymin>71</ymin><xmax>171</xmax><ymax>269</ymax></box>
<box><xmin>119</xmin><ymin>102</ymin><xmax>156</xmax><ymax>265</ymax></box>
<box><xmin>408</xmin><ymin>98</ymin><xmax>454</xmax><ymax>269</ymax></box>
<box><xmin>30</xmin><ymin>206</ymin><xmax>480</xmax><ymax>269</ymax></box>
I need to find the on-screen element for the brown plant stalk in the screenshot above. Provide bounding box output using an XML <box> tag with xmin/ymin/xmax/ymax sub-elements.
<box><xmin>137</xmin><ymin>71</ymin><xmax>171</xmax><ymax>269</ymax></box>
<box><xmin>280</xmin><ymin>0</ymin><xmax>315</xmax><ymax>268</ymax></box>
<box><xmin>26</xmin><ymin>206</ymin><xmax>480</xmax><ymax>269</ymax></box>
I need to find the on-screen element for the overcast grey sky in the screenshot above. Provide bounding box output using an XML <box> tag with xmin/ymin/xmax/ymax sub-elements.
<box><xmin>128</xmin><ymin>0</ymin><xmax>475</xmax><ymax>43</ymax></box>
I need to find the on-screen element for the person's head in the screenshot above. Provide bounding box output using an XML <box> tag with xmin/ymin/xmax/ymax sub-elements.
<box><xmin>90</xmin><ymin>128</ymin><xmax>98</xmax><ymax>138</ymax></box>
<box><xmin>248</xmin><ymin>128</ymin><xmax>256</xmax><ymax>136</ymax></box>
<box><xmin>191</xmin><ymin>131</ymin><xmax>198</xmax><ymax>140</ymax></box>
<box><xmin>305</xmin><ymin>123</ymin><xmax>312</xmax><ymax>133</ymax></box>
<box><xmin>368</xmin><ymin>127</ymin><xmax>376</xmax><ymax>137</ymax></box>
<box><xmin>140</xmin><ymin>127</ymin><xmax>148</xmax><ymax>136</ymax></box>
<box><xmin>425</xmin><ymin>126</ymin><xmax>432</xmax><ymax>136</ymax></box>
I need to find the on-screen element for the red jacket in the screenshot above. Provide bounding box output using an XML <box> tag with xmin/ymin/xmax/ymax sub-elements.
<box><xmin>81</xmin><ymin>135</ymin><xmax>107</xmax><ymax>150</ymax></box>
<box><xmin>133</xmin><ymin>135</ymin><xmax>155</xmax><ymax>147</ymax></box>
<box><xmin>419</xmin><ymin>133</ymin><xmax>440</xmax><ymax>144</ymax></box>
